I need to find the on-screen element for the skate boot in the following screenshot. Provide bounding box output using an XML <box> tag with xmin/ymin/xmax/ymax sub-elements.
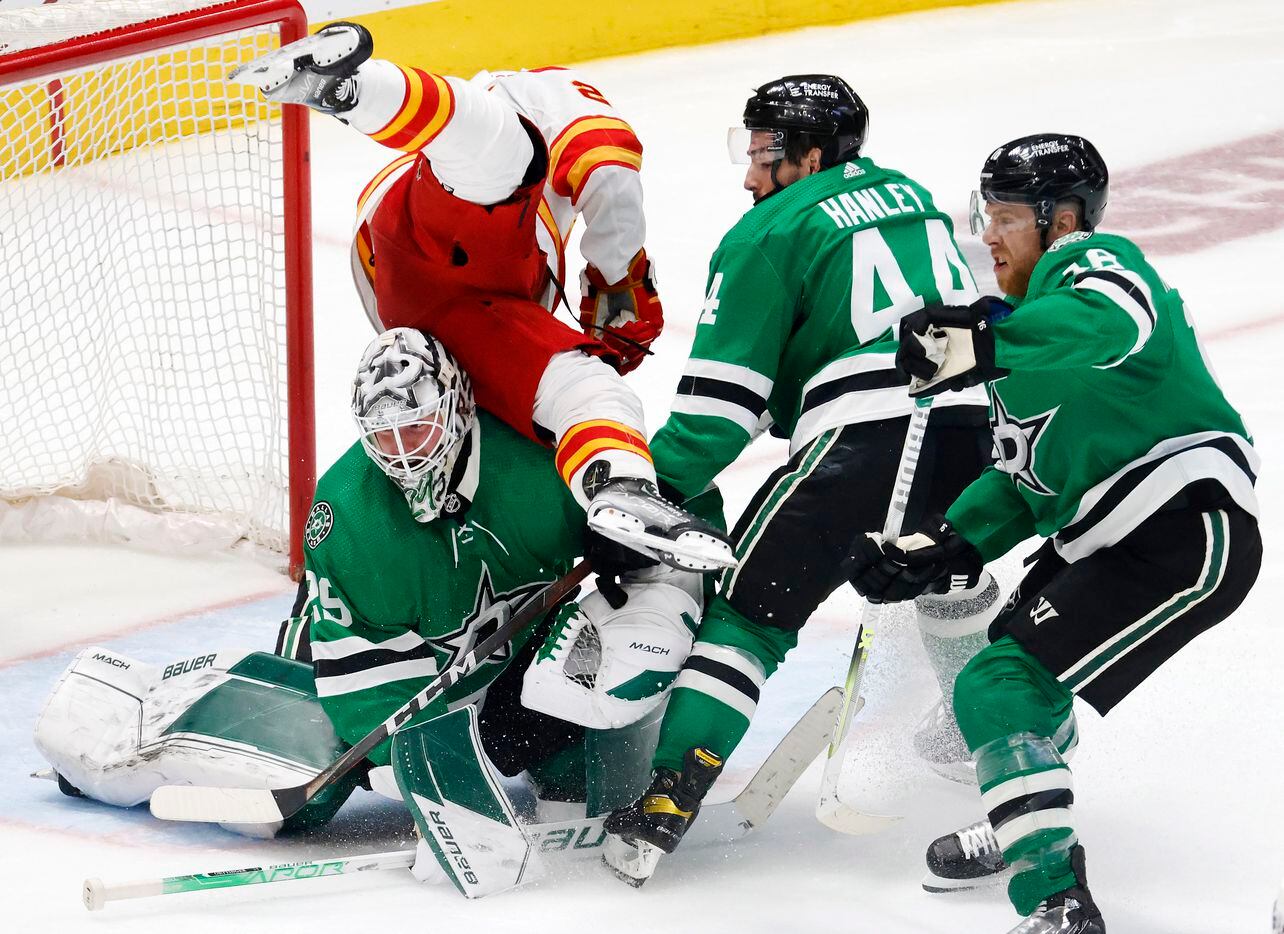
<box><xmin>1006</xmin><ymin>845</ymin><xmax>1105</xmax><ymax>933</ymax></box>
<box><xmin>913</xmin><ymin>697</ymin><xmax>977</xmax><ymax>785</ymax></box>
<box><xmin>586</xmin><ymin>477</ymin><xmax>735</xmax><ymax>572</ymax></box>
<box><xmin>604</xmin><ymin>746</ymin><xmax>725</xmax><ymax>852</ymax></box>
<box><xmin>228</xmin><ymin>21</ymin><xmax>373</xmax><ymax>114</ymax></box>
<box><xmin>923</xmin><ymin>818</ymin><xmax>1012</xmax><ymax>893</ymax></box>
<box><xmin>602</xmin><ymin>747</ymin><xmax>724</xmax><ymax>887</ymax></box>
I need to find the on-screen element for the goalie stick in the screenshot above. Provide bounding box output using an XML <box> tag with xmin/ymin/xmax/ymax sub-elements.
<box><xmin>87</xmin><ymin>687</ymin><xmax>840</xmax><ymax>911</ymax></box>
<box><xmin>150</xmin><ymin>559</ymin><xmax>593</xmax><ymax>826</ymax></box>
<box><xmin>815</xmin><ymin>397</ymin><xmax>934</xmax><ymax>835</ymax></box>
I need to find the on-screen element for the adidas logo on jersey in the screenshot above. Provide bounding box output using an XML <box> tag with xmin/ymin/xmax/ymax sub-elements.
<box><xmin>843</xmin><ymin>162</ymin><xmax>866</xmax><ymax>179</ymax></box>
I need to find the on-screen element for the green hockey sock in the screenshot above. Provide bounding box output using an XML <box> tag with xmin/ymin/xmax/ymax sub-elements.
<box><xmin>652</xmin><ymin>603</ymin><xmax>795</xmax><ymax>772</ymax></box>
<box><xmin>977</xmin><ymin>732</ymin><xmax>1077</xmax><ymax>916</ymax></box>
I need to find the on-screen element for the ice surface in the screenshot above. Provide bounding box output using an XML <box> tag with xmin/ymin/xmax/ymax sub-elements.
<box><xmin>2</xmin><ymin>0</ymin><xmax>1283</xmax><ymax>930</ymax></box>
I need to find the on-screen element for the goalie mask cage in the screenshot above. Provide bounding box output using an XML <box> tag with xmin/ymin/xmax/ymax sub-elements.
<box><xmin>0</xmin><ymin>0</ymin><xmax>315</xmax><ymax>577</ymax></box>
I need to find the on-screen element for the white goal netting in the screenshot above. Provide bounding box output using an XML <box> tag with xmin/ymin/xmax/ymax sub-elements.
<box><xmin>0</xmin><ymin>0</ymin><xmax>309</xmax><ymax>564</ymax></box>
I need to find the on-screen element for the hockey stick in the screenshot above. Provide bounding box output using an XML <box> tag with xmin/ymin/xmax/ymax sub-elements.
<box><xmin>816</xmin><ymin>397</ymin><xmax>934</xmax><ymax>835</ymax></box>
<box><xmin>604</xmin><ymin>686</ymin><xmax>843</xmax><ymax>886</ymax></box>
<box><xmin>83</xmin><ymin>850</ymin><xmax>416</xmax><ymax>911</ymax></box>
<box><xmin>91</xmin><ymin>688</ymin><xmax>840</xmax><ymax>911</ymax></box>
<box><xmin>150</xmin><ymin>559</ymin><xmax>593</xmax><ymax>826</ymax></box>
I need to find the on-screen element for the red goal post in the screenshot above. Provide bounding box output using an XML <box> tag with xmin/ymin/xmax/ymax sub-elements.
<box><xmin>0</xmin><ymin>0</ymin><xmax>315</xmax><ymax>578</ymax></box>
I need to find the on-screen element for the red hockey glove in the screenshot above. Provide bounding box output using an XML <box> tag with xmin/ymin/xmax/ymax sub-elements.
<box><xmin>579</xmin><ymin>250</ymin><xmax>663</xmax><ymax>374</ymax></box>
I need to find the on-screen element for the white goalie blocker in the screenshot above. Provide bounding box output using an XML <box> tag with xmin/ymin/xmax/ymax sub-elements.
<box><xmin>521</xmin><ymin>566</ymin><xmax>702</xmax><ymax>730</ymax></box>
<box><xmin>33</xmin><ymin>646</ymin><xmax>347</xmax><ymax>837</ymax></box>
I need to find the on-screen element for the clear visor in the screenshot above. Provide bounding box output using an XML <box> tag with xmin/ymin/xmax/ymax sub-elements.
<box><xmin>355</xmin><ymin>390</ymin><xmax>458</xmax><ymax>489</ymax></box>
<box><xmin>969</xmin><ymin>190</ymin><xmax>1039</xmax><ymax>236</ymax></box>
<box><xmin>727</xmin><ymin>126</ymin><xmax>788</xmax><ymax>166</ymax></box>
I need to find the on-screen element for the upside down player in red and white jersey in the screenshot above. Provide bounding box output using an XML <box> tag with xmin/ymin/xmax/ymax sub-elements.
<box><xmin>341</xmin><ymin>61</ymin><xmax>660</xmax><ymax>502</ymax></box>
<box><xmin>232</xmin><ymin>23</ymin><xmax>735</xmax><ymax>574</ymax></box>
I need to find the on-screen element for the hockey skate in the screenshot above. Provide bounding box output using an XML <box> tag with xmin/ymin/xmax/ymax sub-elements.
<box><xmin>1006</xmin><ymin>845</ymin><xmax>1105</xmax><ymax>934</ymax></box>
<box><xmin>602</xmin><ymin>746</ymin><xmax>724</xmax><ymax>885</ymax></box>
<box><xmin>913</xmin><ymin>698</ymin><xmax>977</xmax><ymax>785</ymax></box>
<box><xmin>228</xmin><ymin>21</ymin><xmax>372</xmax><ymax>107</ymax></box>
<box><xmin>586</xmin><ymin>478</ymin><xmax>736</xmax><ymax>572</ymax></box>
<box><xmin>923</xmin><ymin>819</ymin><xmax>1012</xmax><ymax>893</ymax></box>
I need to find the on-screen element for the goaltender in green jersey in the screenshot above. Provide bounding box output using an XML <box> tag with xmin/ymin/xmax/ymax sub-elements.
<box><xmin>34</xmin><ymin>327</ymin><xmax>709</xmax><ymax>900</ymax></box>
<box><xmin>849</xmin><ymin>134</ymin><xmax>1261</xmax><ymax>934</ymax></box>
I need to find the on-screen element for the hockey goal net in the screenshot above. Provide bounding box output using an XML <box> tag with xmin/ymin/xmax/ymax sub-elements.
<box><xmin>0</xmin><ymin>0</ymin><xmax>314</xmax><ymax>576</ymax></box>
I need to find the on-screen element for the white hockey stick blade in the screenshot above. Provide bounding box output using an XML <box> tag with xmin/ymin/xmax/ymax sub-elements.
<box><xmin>815</xmin><ymin>693</ymin><xmax>902</xmax><ymax>835</ymax></box>
<box><xmin>815</xmin><ymin>796</ymin><xmax>902</xmax><ymax>836</ymax></box>
<box><xmin>732</xmin><ymin>686</ymin><xmax>842</xmax><ymax>828</ymax></box>
<box><xmin>150</xmin><ymin>785</ymin><xmax>284</xmax><ymax>825</ymax></box>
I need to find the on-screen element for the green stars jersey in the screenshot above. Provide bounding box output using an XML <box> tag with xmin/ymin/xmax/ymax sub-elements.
<box><xmin>947</xmin><ymin>231</ymin><xmax>1259</xmax><ymax>563</ymax></box>
<box><xmin>651</xmin><ymin>157</ymin><xmax>989</xmax><ymax>500</ymax></box>
<box><xmin>300</xmin><ymin>411</ymin><xmax>584</xmax><ymax>765</ymax></box>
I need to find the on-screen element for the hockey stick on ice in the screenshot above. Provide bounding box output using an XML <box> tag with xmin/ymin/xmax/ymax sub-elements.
<box><xmin>815</xmin><ymin>396</ymin><xmax>934</xmax><ymax>835</ymax></box>
<box><xmin>83</xmin><ymin>849</ymin><xmax>416</xmax><ymax>911</ymax></box>
<box><xmin>150</xmin><ymin>559</ymin><xmax>593</xmax><ymax>826</ymax></box>
<box><xmin>605</xmin><ymin>685</ymin><xmax>843</xmax><ymax>886</ymax></box>
<box><xmin>92</xmin><ymin>688</ymin><xmax>841</xmax><ymax>910</ymax></box>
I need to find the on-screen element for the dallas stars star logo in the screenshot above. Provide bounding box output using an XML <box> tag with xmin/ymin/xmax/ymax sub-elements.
<box><xmin>425</xmin><ymin>565</ymin><xmax>546</xmax><ymax>671</ymax></box>
<box><xmin>991</xmin><ymin>393</ymin><xmax>1059</xmax><ymax>496</ymax></box>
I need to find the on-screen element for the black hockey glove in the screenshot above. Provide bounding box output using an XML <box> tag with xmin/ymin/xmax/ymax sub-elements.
<box><xmin>896</xmin><ymin>296</ymin><xmax>1012</xmax><ymax>398</ymax></box>
<box><xmin>844</xmin><ymin>516</ymin><xmax>984</xmax><ymax>604</ymax></box>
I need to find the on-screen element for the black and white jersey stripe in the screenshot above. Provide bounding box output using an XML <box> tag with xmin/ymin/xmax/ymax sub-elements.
<box><xmin>670</xmin><ymin>359</ymin><xmax>773</xmax><ymax>437</ymax></box>
<box><xmin>1053</xmin><ymin>431</ymin><xmax>1259</xmax><ymax>563</ymax></box>
<box><xmin>792</xmin><ymin>353</ymin><xmax>987</xmax><ymax>454</ymax></box>
<box><xmin>1072</xmin><ymin>269</ymin><xmax>1157</xmax><ymax>366</ymax></box>
<box><xmin>312</xmin><ymin>629</ymin><xmax>439</xmax><ymax>698</ymax></box>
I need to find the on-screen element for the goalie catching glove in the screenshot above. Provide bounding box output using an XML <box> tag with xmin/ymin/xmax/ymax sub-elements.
<box><xmin>897</xmin><ymin>297</ymin><xmax>1012</xmax><ymax>397</ymax></box>
<box><xmin>579</xmin><ymin>250</ymin><xmax>663</xmax><ymax>374</ymax></box>
<box><xmin>846</xmin><ymin>516</ymin><xmax>985</xmax><ymax>604</ymax></box>
<box><xmin>521</xmin><ymin>567</ymin><xmax>700</xmax><ymax>729</ymax></box>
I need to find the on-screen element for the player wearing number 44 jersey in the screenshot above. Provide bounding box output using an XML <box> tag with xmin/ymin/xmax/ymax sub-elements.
<box><xmin>605</xmin><ymin>76</ymin><xmax>1001</xmax><ymax>865</ymax></box>
<box><xmin>850</xmin><ymin>134</ymin><xmax>1262</xmax><ymax>934</ymax></box>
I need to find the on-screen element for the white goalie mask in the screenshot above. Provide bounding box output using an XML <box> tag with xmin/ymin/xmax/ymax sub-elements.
<box><xmin>521</xmin><ymin>574</ymin><xmax>701</xmax><ymax>730</ymax></box>
<box><xmin>352</xmin><ymin>328</ymin><xmax>475</xmax><ymax>523</ymax></box>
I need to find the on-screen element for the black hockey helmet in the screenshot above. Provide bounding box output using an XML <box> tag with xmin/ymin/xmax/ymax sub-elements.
<box><xmin>972</xmin><ymin>133</ymin><xmax>1109</xmax><ymax>237</ymax></box>
<box><xmin>735</xmin><ymin>74</ymin><xmax>869</xmax><ymax>169</ymax></box>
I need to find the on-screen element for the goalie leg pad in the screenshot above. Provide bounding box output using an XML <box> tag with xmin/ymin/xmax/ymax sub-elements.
<box><xmin>393</xmin><ymin>707</ymin><xmax>537</xmax><ymax>899</ymax></box>
<box><xmin>34</xmin><ymin>647</ymin><xmax>351</xmax><ymax>834</ymax></box>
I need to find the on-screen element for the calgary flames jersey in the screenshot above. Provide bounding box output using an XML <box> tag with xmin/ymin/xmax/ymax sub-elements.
<box><xmin>348</xmin><ymin>64</ymin><xmax>646</xmax><ymax>323</ymax></box>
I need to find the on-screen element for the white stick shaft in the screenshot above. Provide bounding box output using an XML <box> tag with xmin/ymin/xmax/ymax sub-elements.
<box><xmin>817</xmin><ymin>399</ymin><xmax>935</xmax><ymax>827</ymax></box>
